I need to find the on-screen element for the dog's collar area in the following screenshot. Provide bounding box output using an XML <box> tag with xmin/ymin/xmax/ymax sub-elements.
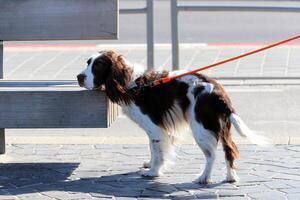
<box><xmin>128</xmin><ymin>77</ymin><xmax>173</xmax><ymax>96</ymax></box>
<box><xmin>92</xmin><ymin>85</ymin><xmax>105</xmax><ymax>91</ymax></box>
<box><xmin>128</xmin><ymin>83</ymin><xmax>149</xmax><ymax>96</ymax></box>
<box><xmin>128</xmin><ymin>79</ymin><xmax>146</xmax><ymax>95</ymax></box>
<box><xmin>128</xmin><ymin>78</ymin><xmax>164</xmax><ymax>95</ymax></box>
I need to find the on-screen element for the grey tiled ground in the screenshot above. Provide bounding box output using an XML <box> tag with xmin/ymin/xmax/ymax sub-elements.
<box><xmin>3</xmin><ymin>45</ymin><xmax>300</xmax><ymax>80</ymax></box>
<box><xmin>1</xmin><ymin>144</ymin><xmax>300</xmax><ymax>199</ymax></box>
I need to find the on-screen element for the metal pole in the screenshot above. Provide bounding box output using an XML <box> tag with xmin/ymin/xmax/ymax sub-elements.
<box><xmin>171</xmin><ymin>0</ymin><xmax>179</xmax><ymax>70</ymax></box>
<box><xmin>146</xmin><ymin>0</ymin><xmax>154</xmax><ymax>69</ymax></box>
<box><xmin>0</xmin><ymin>129</ymin><xmax>5</xmax><ymax>154</ymax></box>
<box><xmin>0</xmin><ymin>41</ymin><xmax>5</xmax><ymax>154</ymax></box>
<box><xmin>177</xmin><ymin>5</ymin><xmax>300</xmax><ymax>12</ymax></box>
<box><xmin>120</xmin><ymin>8</ymin><xmax>147</xmax><ymax>14</ymax></box>
<box><xmin>0</xmin><ymin>41</ymin><xmax>3</xmax><ymax>79</ymax></box>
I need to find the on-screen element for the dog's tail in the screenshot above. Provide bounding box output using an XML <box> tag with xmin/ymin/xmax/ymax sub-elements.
<box><xmin>229</xmin><ymin>113</ymin><xmax>270</xmax><ymax>146</ymax></box>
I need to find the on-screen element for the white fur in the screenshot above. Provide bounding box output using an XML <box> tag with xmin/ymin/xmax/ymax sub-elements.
<box><xmin>178</xmin><ymin>75</ymin><xmax>214</xmax><ymax>95</ymax></box>
<box><xmin>127</xmin><ymin>61</ymin><xmax>145</xmax><ymax>89</ymax></box>
<box><xmin>229</xmin><ymin>113</ymin><xmax>270</xmax><ymax>146</ymax></box>
<box><xmin>203</xmin><ymin>82</ymin><xmax>214</xmax><ymax>94</ymax></box>
<box><xmin>226</xmin><ymin>160</ymin><xmax>240</xmax><ymax>182</ymax></box>
<box><xmin>80</xmin><ymin>53</ymin><xmax>101</xmax><ymax>90</ymax></box>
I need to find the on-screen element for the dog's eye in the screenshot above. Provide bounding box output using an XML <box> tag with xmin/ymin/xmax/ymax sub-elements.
<box><xmin>92</xmin><ymin>62</ymin><xmax>103</xmax><ymax>71</ymax></box>
<box><xmin>87</xmin><ymin>58</ymin><xmax>92</xmax><ymax>65</ymax></box>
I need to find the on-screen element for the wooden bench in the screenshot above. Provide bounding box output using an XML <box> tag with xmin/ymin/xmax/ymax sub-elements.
<box><xmin>0</xmin><ymin>0</ymin><xmax>119</xmax><ymax>154</ymax></box>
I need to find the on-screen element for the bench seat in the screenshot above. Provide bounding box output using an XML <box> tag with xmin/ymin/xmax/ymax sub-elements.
<box><xmin>0</xmin><ymin>81</ymin><xmax>118</xmax><ymax>128</ymax></box>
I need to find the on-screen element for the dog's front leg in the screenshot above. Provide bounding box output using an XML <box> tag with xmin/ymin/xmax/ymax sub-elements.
<box><xmin>142</xmin><ymin>139</ymin><xmax>154</xmax><ymax>168</ymax></box>
<box><xmin>123</xmin><ymin>105</ymin><xmax>171</xmax><ymax>177</ymax></box>
<box><xmin>140</xmin><ymin>138</ymin><xmax>163</xmax><ymax>177</ymax></box>
<box><xmin>140</xmin><ymin>130</ymin><xmax>169</xmax><ymax>177</ymax></box>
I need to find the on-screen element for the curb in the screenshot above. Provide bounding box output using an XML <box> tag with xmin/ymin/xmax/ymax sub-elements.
<box><xmin>217</xmin><ymin>78</ymin><xmax>300</xmax><ymax>86</ymax></box>
<box><xmin>4</xmin><ymin>43</ymin><xmax>300</xmax><ymax>51</ymax></box>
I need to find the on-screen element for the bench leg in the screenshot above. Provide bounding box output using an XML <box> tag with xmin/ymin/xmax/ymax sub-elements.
<box><xmin>0</xmin><ymin>40</ymin><xmax>3</xmax><ymax>79</ymax></box>
<box><xmin>0</xmin><ymin>42</ymin><xmax>4</xmax><ymax>154</ymax></box>
<box><xmin>0</xmin><ymin>41</ymin><xmax>5</xmax><ymax>154</ymax></box>
<box><xmin>0</xmin><ymin>128</ymin><xmax>5</xmax><ymax>154</ymax></box>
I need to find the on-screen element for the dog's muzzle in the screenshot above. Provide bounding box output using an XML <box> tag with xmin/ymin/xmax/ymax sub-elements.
<box><xmin>77</xmin><ymin>74</ymin><xmax>86</xmax><ymax>87</ymax></box>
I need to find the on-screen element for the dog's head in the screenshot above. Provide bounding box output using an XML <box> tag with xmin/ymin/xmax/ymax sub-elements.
<box><xmin>77</xmin><ymin>50</ymin><xmax>133</xmax><ymax>104</ymax></box>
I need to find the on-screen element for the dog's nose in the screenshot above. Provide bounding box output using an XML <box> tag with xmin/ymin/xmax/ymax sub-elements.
<box><xmin>77</xmin><ymin>74</ymin><xmax>86</xmax><ymax>86</ymax></box>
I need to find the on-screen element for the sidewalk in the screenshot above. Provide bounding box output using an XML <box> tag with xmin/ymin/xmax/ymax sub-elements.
<box><xmin>3</xmin><ymin>43</ymin><xmax>300</xmax><ymax>80</ymax></box>
<box><xmin>2</xmin><ymin>43</ymin><xmax>300</xmax><ymax>145</ymax></box>
<box><xmin>1</xmin><ymin>144</ymin><xmax>300</xmax><ymax>200</ymax></box>
<box><xmin>5</xmin><ymin>92</ymin><xmax>300</xmax><ymax>145</ymax></box>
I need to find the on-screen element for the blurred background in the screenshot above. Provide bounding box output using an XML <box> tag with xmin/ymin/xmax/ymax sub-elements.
<box><xmin>8</xmin><ymin>0</ymin><xmax>299</xmax><ymax>44</ymax></box>
<box><xmin>104</xmin><ymin>0</ymin><xmax>300</xmax><ymax>44</ymax></box>
<box><xmin>5</xmin><ymin>0</ymin><xmax>300</xmax><ymax>77</ymax></box>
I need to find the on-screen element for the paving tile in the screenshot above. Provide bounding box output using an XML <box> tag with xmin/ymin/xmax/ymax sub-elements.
<box><xmin>247</xmin><ymin>191</ymin><xmax>287</xmax><ymax>200</ymax></box>
<box><xmin>279</xmin><ymin>188</ymin><xmax>300</xmax><ymax>194</ymax></box>
<box><xmin>264</xmin><ymin>181</ymin><xmax>292</xmax><ymax>190</ymax></box>
<box><xmin>287</xmin><ymin>194</ymin><xmax>300</xmax><ymax>200</ymax></box>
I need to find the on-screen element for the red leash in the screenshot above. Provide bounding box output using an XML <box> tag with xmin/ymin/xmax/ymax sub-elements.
<box><xmin>151</xmin><ymin>34</ymin><xmax>300</xmax><ymax>87</ymax></box>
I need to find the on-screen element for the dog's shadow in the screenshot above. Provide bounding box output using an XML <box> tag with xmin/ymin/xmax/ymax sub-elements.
<box><xmin>0</xmin><ymin>163</ymin><xmax>229</xmax><ymax>199</ymax></box>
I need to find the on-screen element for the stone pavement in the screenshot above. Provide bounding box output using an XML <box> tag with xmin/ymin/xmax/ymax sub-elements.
<box><xmin>1</xmin><ymin>144</ymin><xmax>300</xmax><ymax>200</ymax></box>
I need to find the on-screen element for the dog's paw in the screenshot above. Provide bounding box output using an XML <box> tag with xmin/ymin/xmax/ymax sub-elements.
<box><xmin>142</xmin><ymin>161</ymin><xmax>151</xmax><ymax>168</ymax></box>
<box><xmin>139</xmin><ymin>168</ymin><xmax>161</xmax><ymax>177</ymax></box>
<box><xmin>226</xmin><ymin>171</ymin><xmax>240</xmax><ymax>183</ymax></box>
<box><xmin>196</xmin><ymin>173</ymin><xmax>212</xmax><ymax>185</ymax></box>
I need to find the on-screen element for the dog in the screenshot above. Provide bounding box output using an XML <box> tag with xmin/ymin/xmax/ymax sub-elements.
<box><xmin>77</xmin><ymin>50</ymin><xmax>268</xmax><ymax>184</ymax></box>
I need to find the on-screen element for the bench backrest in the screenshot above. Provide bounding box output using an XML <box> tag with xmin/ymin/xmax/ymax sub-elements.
<box><xmin>0</xmin><ymin>0</ymin><xmax>118</xmax><ymax>41</ymax></box>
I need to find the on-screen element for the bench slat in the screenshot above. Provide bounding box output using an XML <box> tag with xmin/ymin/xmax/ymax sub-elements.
<box><xmin>0</xmin><ymin>81</ymin><xmax>117</xmax><ymax>128</ymax></box>
<box><xmin>0</xmin><ymin>0</ymin><xmax>118</xmax><ymax>41</ymax></box>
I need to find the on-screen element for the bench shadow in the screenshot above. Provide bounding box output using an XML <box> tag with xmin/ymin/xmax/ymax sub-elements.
<box><xmin>0</xmin><ymin>163</ymin><xmax>227</xmax><ymax>199</ymax></box>
<box><xmin>0</xmin><ymin>162</ymin><xmax>79</xmax><ymax>190</ymax></box>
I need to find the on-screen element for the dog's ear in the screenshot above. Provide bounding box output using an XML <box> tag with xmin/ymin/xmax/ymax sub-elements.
<box><xmin>103</xmin><ymin>51</ymin><xmax>132</xmax><ymax>104</ymax></box>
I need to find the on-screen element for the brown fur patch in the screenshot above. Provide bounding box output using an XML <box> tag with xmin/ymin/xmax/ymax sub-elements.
<box><xmin>221</xmin><ymin>121</ymin><xmax>240</xmax><ymax>169</ymax></box>
<box><xmin>98</xmin><ymin>50</ymin><xmax>133</xmax><ymax>104</ymax></box>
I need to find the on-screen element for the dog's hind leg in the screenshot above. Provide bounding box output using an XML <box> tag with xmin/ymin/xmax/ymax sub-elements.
<box><xmin>220</xmin><ymin>122</ymin><xmax>240</xmax><ymax>182</ymax></box>
<box><xmin>191</xmin><ymin>121</ymin><xmax>218</xmax><ymax>184</ymax></box>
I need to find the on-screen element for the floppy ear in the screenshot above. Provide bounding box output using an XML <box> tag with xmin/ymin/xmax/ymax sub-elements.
<box><xmin>104</xmin><ymin>51</ymin><xmax>132</xmax><ymax>104</ymax></box>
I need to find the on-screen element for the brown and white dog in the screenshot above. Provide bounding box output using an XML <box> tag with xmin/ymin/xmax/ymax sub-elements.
<box><xmin>77</xmin><ymin>50</ymin><xmax>268</xmax><ymax>184</ymax></box>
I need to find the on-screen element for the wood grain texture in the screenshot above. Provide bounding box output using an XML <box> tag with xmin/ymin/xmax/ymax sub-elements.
<box><xmin>0</xmin><ymin>0</ymin><xmax>118</xmax><ymax>41</ymax></box>
<box><xmin>0</xmin><ymin>81</ymin><xmax>118</xmax><ymax>128</ymax></box>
